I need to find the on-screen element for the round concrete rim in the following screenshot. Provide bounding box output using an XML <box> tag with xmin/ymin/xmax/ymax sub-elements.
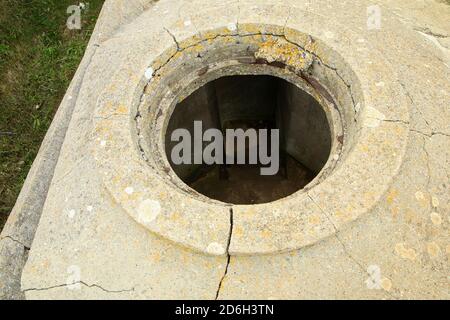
<box><xmin>92</xmin><ymin>4</ymin><xmax>410</xmax><ymax>256</ymax></box>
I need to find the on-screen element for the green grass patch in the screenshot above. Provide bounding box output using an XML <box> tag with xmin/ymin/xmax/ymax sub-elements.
<box><xmin>0</xmin><ymin>0</ymin><xmax>104</xmax><ymax>231</ymax></box>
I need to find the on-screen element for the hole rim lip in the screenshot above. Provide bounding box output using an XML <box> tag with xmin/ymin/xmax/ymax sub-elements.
<box><xmin>92</xmin><ymin>23</ymin><xmax>410</xmax><ymax>256</ymax></box>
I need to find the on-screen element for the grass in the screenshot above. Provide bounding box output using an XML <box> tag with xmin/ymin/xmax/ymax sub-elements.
<box><xmin>0</xmin><ymin>0</ymin><xmax>104</xmax><ymax>231</ymax></box>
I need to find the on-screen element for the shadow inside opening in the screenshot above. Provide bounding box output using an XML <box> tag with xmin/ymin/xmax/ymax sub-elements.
<box><xmin>165</xmin><ymin>75</ymin><xmax>332</xmax><ymax>204</ymax></box>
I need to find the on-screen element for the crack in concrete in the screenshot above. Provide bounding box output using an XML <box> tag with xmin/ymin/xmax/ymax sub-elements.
<box><xmin>134</xmin><ymin>111</ymin><xmax>149</xmax><ymax>163</ymax></box>
<box><xmin>91</xmin><ymin>0</ymin><xmax>161</xmax><ymax>48</ymax></box>
<box><xmin>282</xmin><ymin>6</ymin><xmax>293</xmax><ymax>35</ymax></box>
<box><xmin>130</xmin><ymin>30</ymin><xmax>396</xmax><ymax>293</ymax></box>
<box><xmin>308</xmin><ymin>194</ymin><xmax>397</xmax><ymax>299</ymax></box>
<box><xmin>143</xmin><ymin>30</ymin><xmax>355</xmax><ymax>100</ymax></box>
<box><xmin>363</xmin><ymin>117</ymin><xmax>410</xmax><ymax>127</ymax></box>
<box><xmin>215</xmin><ymin>208</ymin><xmax>233</xmax><ymax>300</ymax></box>
<box><xmin>93</xmin><ymin>113</ymin><xmax>127</xmax><ymax>120</ymax></box>
<box><xmin>134</xmin><ymin>30</ymin><xmax>359</xmax><ymax>169</ymax></box>
<box><xmin>307</xmin><ymin>195</ymin><xmax>365</xmax><ymax>272</ymax></box>
<box><xmin>52</xmin><ymin>154</ymin><xmax>89</xmax><ymax>186</ymax></box>
<box><xmin>164</xmin><ymin>27</ymin><xmax>181</xmax><ymax>51</ymax></box>
<box><xmin>422</xmin><ymin>137</ymin><xmax>432</xmax><ymax>192</ymax></box>
<box><xmin>23</xmin><ymin>280</ymin><xmax>134</xmax><ymax>294</ymax></box>
<box><xmin>410</xmin><ymin>129</ymin><xmax>450</xmax><ymax>138</ymax></box>
<box><xmin>134</xmin><ymin>37</ymin><xmax>183</xmax><ymax>165</ymax></box>
<box><xmin>398</xmin><ymin>72</ymin><xmax>437</xmax><ymax>140</ymax></box>
<box><xmin>414</xmin><ymin>27</ymin><xmax>449</xmax><ymax>39</ymax></box>
<box><xmin>381</xmin><ymin>119</ymin><xmax>410</xmax><ymax>125</ymax></box>
<box><xmin>277</xmin><ymin>33</ymin><xmax>359</xmax><ymax>122</ymax></box>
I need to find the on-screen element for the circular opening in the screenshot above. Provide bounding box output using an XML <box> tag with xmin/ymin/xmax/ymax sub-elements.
<box><xmin>164</xmin><ymin>74</ymin><xmax>332</xmax><ymax>205</ymax></box>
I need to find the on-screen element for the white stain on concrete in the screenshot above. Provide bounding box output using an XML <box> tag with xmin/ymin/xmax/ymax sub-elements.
<box><xmin>68</xmin><ymin>209</ymin><xmax>76</xmax><ymax>219</ymax></box>
<box><xmin>227</xmin><ymin>23</ymin><xmax>237</xmax><ymax>32</ymax></box>
<box><xmin>125</xmin><ymin>187</ymin><xmax>134</xmax><ymax>195</ymax></box>
<box><xmin>184</xmin><ymin>20</ymin><xmax>192</xmax><ymax>27</ymax></box>
<box><xmin>144</xmin><ymin>67</ymin><xmax>154</xmax><ymax>80</ymax></box>
<box><xmin>138</xmin><ymin>199</ymin><xmax>161</xmax><ymax>224</ymax></box>
<box><xmin>86</xmin><ymin>206</ymin><xmax>93</xmax><ymax>212</ymax></box>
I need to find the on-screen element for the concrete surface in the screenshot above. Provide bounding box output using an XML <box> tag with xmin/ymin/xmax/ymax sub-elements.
<box><xmin>0</xmin><ymin>0</ymin><xmax>448</xmax><ymax>299</ymax></box>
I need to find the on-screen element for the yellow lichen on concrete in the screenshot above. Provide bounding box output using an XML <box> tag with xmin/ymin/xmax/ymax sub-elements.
<box><xmin>387</xmin><ymin>189</ymin><xmax>398</xmax><ymax>205</ymax></box>
<box><xmin>427</xmin><ymin>242</ymin><xmax>441</xmax><ymax>258</ymax></box>
<box><xmin>255</xmin><ymin>37</ymin><xmax>314</xmax><ymax>72</ymax></box>
<box><xmin>430</xmin><ymin>212</ymin><xmax>442</xmax><ymax>225</ymax></box>
<box><xmin>381</xmin><ymin>277</ymin><xmax>393</xmax><ymax>291</ymax></box>
<box><xmin>395</xmin><ymin>243</ymin><xmax>417</xmax><ymax>261</ymax></box>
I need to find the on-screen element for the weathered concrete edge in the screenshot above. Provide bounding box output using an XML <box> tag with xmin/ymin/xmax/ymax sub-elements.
<box><xmin>0</xmin><ymin>0</ymin><xmax>157</xmax><ymax>300</ymax></box>
<box><xmin>0</xmin><ymin>39</ymin><xmax>98</xmax><ymax>302</ymax></box>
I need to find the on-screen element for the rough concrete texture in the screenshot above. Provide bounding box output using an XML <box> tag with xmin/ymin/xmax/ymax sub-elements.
<box><xmin>0</xmin><ymin>0</ymin><xmax>448</xmax><ymax>299</ymax></box>
<box><xmin>0</xmin><ymin>10</ymin><xmax>100</xmax><ymax>301</ymax></box>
